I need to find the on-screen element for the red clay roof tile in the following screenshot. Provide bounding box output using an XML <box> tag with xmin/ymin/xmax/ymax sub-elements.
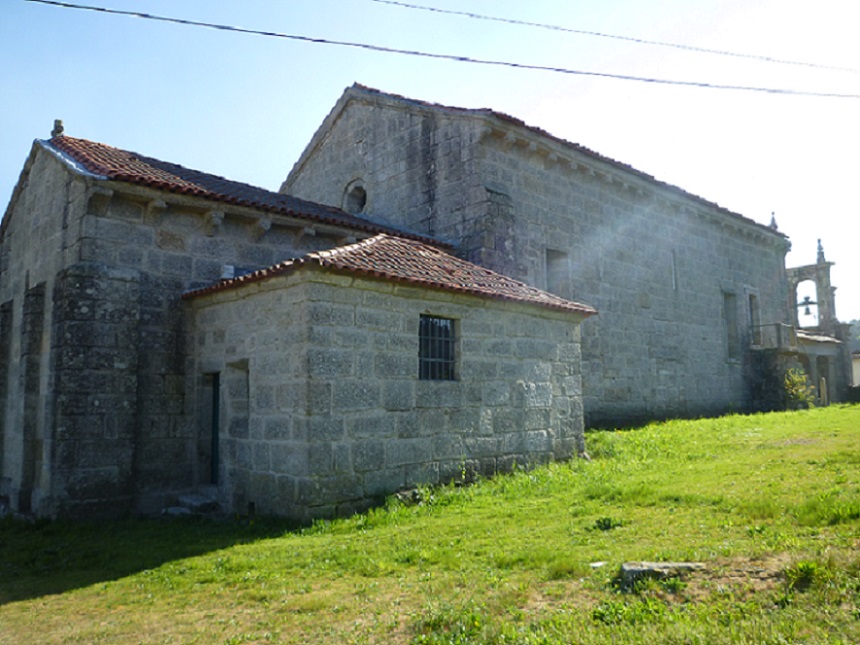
<box><xmin>185</xmin><ymin>234</ymin><xmax>597</xmax><ymax>317</ymax></box>
<box><xmin>47</xmin><ymin>135</ymin><xmax>428</xmax><ymax>240</ymax></box>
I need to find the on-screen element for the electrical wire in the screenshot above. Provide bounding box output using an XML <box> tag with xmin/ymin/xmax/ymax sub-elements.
<box><xmin>24</xmin><ymin>0</ymin><xmax>860</xmax><ymax>99</ymax></box>
<box><xmin>371</xmin><ymin>0</ymin><xmax>860</xmax><ymax>75</ymax></box>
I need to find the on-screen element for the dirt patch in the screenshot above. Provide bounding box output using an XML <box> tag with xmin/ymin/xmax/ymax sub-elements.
<box><xmin>524</xmin><ymin>554</ymin><xmax>792</xmax><ymax>612</ymax></box>
<box><xmin>674</xmin><ymin>554</ymin><xmax>790</xmax><ymax>602</ymax></box>
<box><xmin>774</xmin><ymin>437</ymin><xmax>816</xmax><ymax>446</ymax></box>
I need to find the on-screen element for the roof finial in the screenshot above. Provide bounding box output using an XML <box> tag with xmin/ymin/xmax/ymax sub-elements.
<box><xmin>817</xmin><ymin>239</ymin><xmax>825</xmax><ymax>263</ymax></box>
<box><xmin>51</xmin><ymin>119</ymin><xmax>64</xmax><ymax>138</ymax></box>
<box><xmin>769</xmin><ymin>212</ymin><xmax>778</xmax><ymax>230</ymax></box>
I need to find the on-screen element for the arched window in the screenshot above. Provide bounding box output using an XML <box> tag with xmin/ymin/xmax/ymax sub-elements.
<box><xmin>343</xmin><ymin>181</ymin><xmax>367</xmax><ymax>214</ymax></box>
<box><xmin>796</xmin><ymin>279</ymin><xmax>819</xmax><ymax>328</ymax></box>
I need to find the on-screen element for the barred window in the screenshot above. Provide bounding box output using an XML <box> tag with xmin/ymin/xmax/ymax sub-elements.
<box><xmin>419</xmin><ymin>315</ymin><xmax>456</xmax><ymax>381</ymax></box>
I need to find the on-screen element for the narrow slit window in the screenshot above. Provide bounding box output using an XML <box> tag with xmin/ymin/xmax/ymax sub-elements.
<box><xmin>419</xmin><ymin>315</ymin><xmax>456</xmax><ymax>381</ymax></box>
<box><xmin>723</xmin><ymin>292</ymin><xmax>740</xmax><ymax>360</ymax></box>
<box><xmin>545</xmin><ymin>249</ymin><xmax>569</xmax><ymax>298</ymax></box>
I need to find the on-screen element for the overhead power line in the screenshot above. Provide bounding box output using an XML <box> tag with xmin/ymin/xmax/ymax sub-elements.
<box><xmin>24</xmin><ymin>0</ymin><xmax>860</xmax><ymax>99</ymax></box>
<box><xmin>371</xmin><ymin>0</ymin><xmax>860</xmax><ymax>76</ymax></box>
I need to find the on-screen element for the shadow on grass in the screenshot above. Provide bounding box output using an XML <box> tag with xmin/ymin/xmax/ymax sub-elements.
<box><xmin>0</xmin><ymin>514</ymin><xmax>298</xmax><ymax>605</ymax></box>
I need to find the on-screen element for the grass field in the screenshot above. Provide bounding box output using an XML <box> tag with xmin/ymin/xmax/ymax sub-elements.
<box><xmin>1</xmin><ymin>406</ymin><xmax>859</xmax><ymax>644</ymax></box>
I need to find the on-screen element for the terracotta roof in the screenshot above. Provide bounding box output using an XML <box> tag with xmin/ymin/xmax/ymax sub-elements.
<box><xmin>343</xmin><ymin>84</ymin><xmax>787</xmax><ymax>240</ymax></box>
<box><xmin>46</xmin><ymin>135</ymin><xmax>428</xmax><ymax>240</ymax></box>
<box><xmin>184</xmin><ymin>234</ymin><xmax>597</xmax><ymax>316</ymax></box>
<box><xmin>796</xmin><ymin>329</ymin><xmax>842</xmax><ymax>344</ymax></box>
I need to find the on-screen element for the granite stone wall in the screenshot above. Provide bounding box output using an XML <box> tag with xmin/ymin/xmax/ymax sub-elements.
<box><xmin>50</xmin><ymin>264</ymin><xmax>140</xmax><ymax>517</ymax></box>
<box><xmin>285</xmin><ymin>92</ymin><xmax>792</xmax><ymax>426</ymax></box>
<box><xmin>189</xmin><ymin>268</ymin><xmax>585</xmax><ymax>521</ymax></box>
<box><xmin>0</xmin><ymin>142</ymin><xmax>382</xmax><ymax>517</ymax></box>
<box><xmin>0</xmin><ymin>146</ymin><xmax>89</xmax><ymax>513</ymax></box>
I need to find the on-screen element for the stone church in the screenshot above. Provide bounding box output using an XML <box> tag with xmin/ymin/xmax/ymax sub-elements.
<box><xmin>0</xmin><ymin>85</ymin><xmax>848</xmax><ymax>520</ymax></box>
<box><xmin>285</xmin><ymin>85</ymin><xmax>849</xmax><ymax>424</ymax></box>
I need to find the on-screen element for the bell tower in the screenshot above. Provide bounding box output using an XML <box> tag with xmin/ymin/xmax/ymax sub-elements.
<box><xmin>786</xmin><ymin>240</ymin><xmax>837</xmax><ymax>336</ymax></box>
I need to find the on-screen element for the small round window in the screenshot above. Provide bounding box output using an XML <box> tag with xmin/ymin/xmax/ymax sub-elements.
<box><xmin>343</xmin><ymin>181</ymin><xmax>367</xmax><ymax>214</ymax></box>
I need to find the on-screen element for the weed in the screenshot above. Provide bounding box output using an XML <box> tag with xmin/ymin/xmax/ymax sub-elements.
<box><xmin>412</xmin><ymin>601</ymin><xmax>489</xmax><ymax>644</ymax></box>
<box><xmin>593</xmin><ymin>517</ymin><xmax>623</xmax><ymax>531</ymax></box>
<box><xmin>784</xmin><ymin>560</ymin><xmax>823</xmax><ymax>592</ymax></box>
<box><xmin>592</xmin><ymin>597</ymin><xmax>667</xmax><ymax>625</ymax></box>
<box><xmin>793</xmin><ymin>490</ymin><xmax>860</xmax><ymax>526</ymax></box>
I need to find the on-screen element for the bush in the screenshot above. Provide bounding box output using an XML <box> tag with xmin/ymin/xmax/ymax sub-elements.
<box><xmin>783</xmin><ymin>367</ymin><xmax>816</xmax><ymax>410</ymax></box>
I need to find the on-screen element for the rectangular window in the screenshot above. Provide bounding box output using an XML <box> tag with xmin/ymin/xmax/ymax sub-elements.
<box><xmin>748</xmin><ymin>293</ymin><xmax>761</xmax><ymax>346</ymax></box>
<box><xmin>419</xmin><ymin>315</ymin><xmax>456</xmax><ymax>381</ymax></box>
<box><xmin>723</xmin><ymin>292</ymin><xmax>740</xmax><ymax>360</ymax></box>
<box><xmin>545</xmin><ymin>249</ymin><xmax>569</xmax><ymax>298</ymax></box>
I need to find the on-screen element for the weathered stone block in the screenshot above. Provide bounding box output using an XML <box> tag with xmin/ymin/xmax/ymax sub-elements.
<box><xmin>353</xmin><ymin>440</ymin><xmax>385</xmax><ymax>472</ymax></box>
<box><xmin>385</xmin><ymin>438</ymin><xmax>432</xmax><ymax>467</ymax></box>
<box><xmin>416</xmin><ymin>382</ymin><xmax>462</xmax><ymax>408</ymax></box>
<box><xmin>332</xmin><ymin>380</ymin><xmax>381</xmax><ymax>410</ymax></box>
<box><xmin>269</xmin><ymin>442</ymin><xmax>309</xmax><ymax>474</ymax></box>
<box><xmin>433</xmin><ymin>434</ymin><xmax>465</xmax><ymax>461</ymax></box>
<box><xmin>405</xmin><ymin>461</ymin><xmax>439</xmax><ymax>488</ymax></box>
<box><xmin>308</xmin><ymin>348</ymin><xmax>354</xmax><ymax>378</ymax></box>
<box><xmin>382</xmin><ymin>380</ymin><xmax>415</xmax><ymax>411</ymax></box>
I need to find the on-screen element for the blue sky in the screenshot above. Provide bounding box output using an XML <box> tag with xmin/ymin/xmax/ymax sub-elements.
<box><xmin>3</xmin><ymin>0</ymin><xmax>859</xmax><ymax>319</ymax></box>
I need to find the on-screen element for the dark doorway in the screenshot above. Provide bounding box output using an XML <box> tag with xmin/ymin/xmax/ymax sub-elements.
<box><xmin>202</xmin><ymin>373</ymin><xmax>220</xmax><ymax>485</ymax></box>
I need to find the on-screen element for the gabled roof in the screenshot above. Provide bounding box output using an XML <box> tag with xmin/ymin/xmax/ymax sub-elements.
<box><xmin>288</xmin><ymin>84</ymin><xmax>786</xmax><ymax>241</ymax></box>
<box><xmin>45</xmin><ymin>135</ymin><xmax>429</xmax><ymax>240</ymax></box>
<box><xmin>184</xmin><ymin>234</ymin><xmax>597</xmax><ymax>317</ymax></box>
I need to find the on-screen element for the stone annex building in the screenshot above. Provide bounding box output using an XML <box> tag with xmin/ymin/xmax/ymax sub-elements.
<box><xmin>0</xmin><ymin>84</ymin><xmax>849</xmax><ymax>520</ymax></box>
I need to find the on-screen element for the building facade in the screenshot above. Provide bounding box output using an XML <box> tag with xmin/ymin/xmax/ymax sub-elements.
<box><xmin>0</xmin><ymin>128</ymin><xmax>593</xmax><ymax>519</ymax></box>
<box><xmin>1</xmin><ymin>85</ymin><xmax>850</xmax><ymax>519</ymax></box>
<box><xmin>285</xmin><ymin>85</ymin><xmax>813</xmax><ymax>426</ymax></box>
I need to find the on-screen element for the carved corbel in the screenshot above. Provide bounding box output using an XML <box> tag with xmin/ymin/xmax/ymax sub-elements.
<box><xmin>544</xmin><ymin>152</ymin><xmax>559</xmax><ymax>170</ymax></box>
<box><xmin>204</xmin><ymin>210</ymin><xmax>225</xmax><ymax>236</ymax></box>
<box><xmin>502</xmin><ymin>132</ymin><xmax>517</xmax><ymax>151</ymax></box>
<box><xmin>477</xmin><ymin>125</ymin><xmax>495</xmax><ymax>143</ymax></box>
<box><xmin>251</xmin><ymin>216</ymin><xmax>272</xmax><ymax>241</ymax></box>
<box><xmin>295</xmin><ymin>226</ymin><xmax>317</xmax><ymax>244</ymax></box>
<box><xmin>145</xmin><ymin>199</ymin><xmax>168</xmax><ymax>225</ymax></box>
<box><xmin>87</xmin><ymin>186</ymin><xmax>114</xmax><ymax>215</ymax></box>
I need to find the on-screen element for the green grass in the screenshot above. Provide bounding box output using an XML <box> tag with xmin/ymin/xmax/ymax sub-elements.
<box><xmin>2</xmin><ymin>406</ymin><xmax>860</xmax><ymax>644</ymax></box>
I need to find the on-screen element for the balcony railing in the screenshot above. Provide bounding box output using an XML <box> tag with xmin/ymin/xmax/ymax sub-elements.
<box><xmin>751</xmin><ymin>323</ymin><xmax>797</xmax><ymax>351</ymax></box>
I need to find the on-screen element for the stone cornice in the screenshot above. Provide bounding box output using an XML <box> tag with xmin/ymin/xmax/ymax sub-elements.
<box><xmin>475</xmin><ymin>120</ymin><xmax>788</xmax><ymax>249</ymax></box>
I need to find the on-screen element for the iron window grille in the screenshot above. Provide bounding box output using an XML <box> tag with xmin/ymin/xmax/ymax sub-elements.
<box><xmin>419</xmin><ymin>315</ymin><xmax>456</xmax><ymax>381</ymax></box>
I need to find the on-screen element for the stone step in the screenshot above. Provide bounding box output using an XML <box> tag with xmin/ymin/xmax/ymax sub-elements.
<box><xmin>162</xmin><ymin>489</ymin><xmax>221</xmax><ymax>517</ymax></box>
